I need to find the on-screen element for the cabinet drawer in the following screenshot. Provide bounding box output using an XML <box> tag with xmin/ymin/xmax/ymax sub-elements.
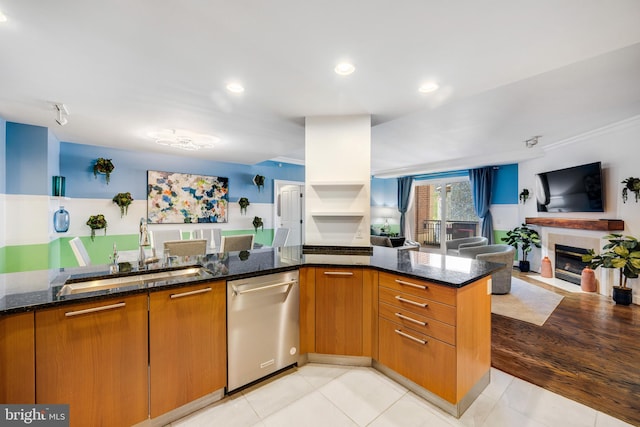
<box><xmin>379</xmin><ymin>286</ymin><xmax>456</xmax><ymax>326</ymax></box>
<box><xmin>379</xmin><ymin>301</ymin><xmax>455</xmax><ymax>345</ymax></box>
<box><xmin>378</xmin><ymin>317</ymin><xmax>456</xmax><ymax>403</ymax></box>
<box><xmin>379</xmin><ymin>272</ymin><xmax>456</xmax><ymax>306</ymax></box>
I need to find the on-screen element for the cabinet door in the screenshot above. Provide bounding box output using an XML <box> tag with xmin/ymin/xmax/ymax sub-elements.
<box><xmin>149</xmin><ymin>281</ymin><xmax>226</xmax><ymax>418</ymax></box>
<box><xmin>0</xmin><ymin>311</ymin><xmax>35</xmax><ymax>403</ymax></box>
<box><xmin>36</xmin><ymin>294</ymin><xmax>148</xmax><ymax>427</ymax></box>
<box><xmin>379</xmin><ymin>317</ymin><xmax>456</xmax><ymax>403</ymax></box>
<box><xmin>299</xmin><ymin>267</ymin><xmax>316</xmax><ymax>354</ymax></box>
<box><xmin>315</xmin><ymin>268</ymin><xmax>363</xmax><ymax>356</ymax></box>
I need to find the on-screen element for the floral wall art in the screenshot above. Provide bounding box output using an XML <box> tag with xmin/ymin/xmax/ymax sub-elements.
<box><xmin>147</xmin><ymin>170</ymin><xmax>229</xmax><ymax>224</ymax></box>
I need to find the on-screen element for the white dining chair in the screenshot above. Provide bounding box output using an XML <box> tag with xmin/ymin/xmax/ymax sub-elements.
<box><xmin>164</xmin><ymin>239</ymin><xmax>207</xmax><ymax>257</ymax></box>
<box><xmin>219</xmin><ymin>234</ymin><xmax>255</xmax><ymax>252</ymax></box>
<box><xmin>69</xmin><ymin>237</ymin><xmax>91</xmax><ymax>266</ymax></box>
<box><xmin>150</xmin><ymin>229</ymin><xmax>183</xmax><ymax>256</ymax></box>
<box><xmin>271</xmin><ymin>228</ymin><xmax>290</xmax><ymax>247</ymax></box>
<box><xmin>198</xmin><ymin>228</ymin><xmax>222</xmax><ymax>251</ymax></box>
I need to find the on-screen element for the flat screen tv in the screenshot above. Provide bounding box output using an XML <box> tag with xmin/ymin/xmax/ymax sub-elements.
<box><xmin>535</xmin><ymin>162</ymin><xmax>604</xmax><ymax>213</ymax></box>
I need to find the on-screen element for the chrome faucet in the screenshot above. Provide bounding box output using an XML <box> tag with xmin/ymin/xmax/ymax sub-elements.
<box><xmin>139</xmin><ymin>218</ymin><xmax>149</xmax><ymax>269</ymax></box>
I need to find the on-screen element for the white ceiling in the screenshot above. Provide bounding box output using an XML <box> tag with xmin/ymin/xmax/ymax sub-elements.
<box><xmin>1</xmin><ymin>1</ymin><xmax>639</xmax><ymax>176</ymax></box>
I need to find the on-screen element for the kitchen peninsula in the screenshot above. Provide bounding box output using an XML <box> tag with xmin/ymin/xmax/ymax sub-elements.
<box><xmin>0</xmin><ymin>246</ymin><xmax>497</xmax><ymax>426</ymax></box>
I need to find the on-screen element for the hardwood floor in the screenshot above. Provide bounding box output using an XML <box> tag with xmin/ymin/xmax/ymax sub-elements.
<box><xmin>492</xmin><ymin>272</ymin><xmax>640</xmax><ymax>426</ymax></box>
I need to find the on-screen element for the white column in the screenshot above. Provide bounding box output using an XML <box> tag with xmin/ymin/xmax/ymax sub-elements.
<box><xmin>304</xmin><ymin>115</ymin><xmax>371</xmax><ymax>246</ymax></box>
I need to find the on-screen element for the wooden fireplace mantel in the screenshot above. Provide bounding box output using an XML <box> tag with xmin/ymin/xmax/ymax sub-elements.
<box><xmin>525</xmin><ymin>217</ymin><xmax>625</xmax><ymax>231</ymax></box>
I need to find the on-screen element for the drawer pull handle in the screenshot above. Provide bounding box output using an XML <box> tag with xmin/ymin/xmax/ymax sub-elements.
<box><xmin>395</xmin><ymin>329</ymin><xmax>427</xmax><ymax>345</ymax></box>
<box><xmin>395</xmin><ymin>279</ymin><xmax>427</xmax><ymax>290</ymax></box>
<box><xmin>65</xmin><ymin>302</ymin><xmax>126</xmax><ymax>317</ymax></box>
<box><xmin>323</xmin><ymin>271</ymin><xmax>354</xmax><ymax>276</ymax></box>
<box><xmin>395</xmin><ymin>295</ymin><xmax>428</xmax><ymax>308</ymax></box>
<box><xmin>170</xmin><ymin>287</ymin><xmax>212</xmax><ymax>299</ymax></box>
<box><xmin>395</xmin><ymin>312</ymin><xmax>426</xmax><ymax>326</ymax></box>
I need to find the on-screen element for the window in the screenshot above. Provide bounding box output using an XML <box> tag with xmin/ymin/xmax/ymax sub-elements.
<box><xmin>414</xmin><ymin>179</ymin><xmax>479</xmax><ymax>252</ymax></box>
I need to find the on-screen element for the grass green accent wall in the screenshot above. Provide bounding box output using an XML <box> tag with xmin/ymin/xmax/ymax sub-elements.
<box><xmin>371</xmin><ymin>223</ymin><xmax>400</xmax><ymax>235</ymax></box>
<box><xmin>494</xmin><ymin>229</ymin><xmax>517</xmax><ymax>259</ymax></box>
<box><xmin>3</xmin><ymin>244</ymin><xmax>50</xmax><ymax>273</ymax></box>
<box><xmin>59</xmin><ymin>235</ymin><xmax>141</xmax><ymax>267</ymax></box>
<box><xmin>0</xmin><ymin>246</ymin><xmax>6</xmax><ymax>272</ymax></box>
<box><xmin>2</xmin><ymin>230</ymin><xmax>275</xmax><ymax>273</ymax></box>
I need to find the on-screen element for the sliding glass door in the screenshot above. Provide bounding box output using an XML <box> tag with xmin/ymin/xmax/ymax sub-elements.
<box><xmin>414</xmin><ymin>178</ymin><xmax>479</xmax><ymax>253</ymax></box>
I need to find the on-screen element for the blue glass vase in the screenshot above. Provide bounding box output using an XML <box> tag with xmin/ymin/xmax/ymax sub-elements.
<box><xmin>54</xmin><ymin>206</ymin><xmax>70</xmax><ymax>233</ymax></box>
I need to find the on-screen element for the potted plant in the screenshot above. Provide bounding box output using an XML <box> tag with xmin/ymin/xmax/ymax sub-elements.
<box><xmin>86</xmin><ymin>214</ymin><xmax>108</xmax><ymax>241</ymax></box>
<box><xmin>112</xmin><ymin>192</ymin><xmax>134</xmax><ymax>217</ymax></box>
<box><xmin>252</xmin><ymin>216</ymin><xmax>263</xmax><ymax>232</ymax></box>
<box><xmin>238</xmin><ymin>197</ymin><xmax>250</xmax><ymax>215</ymax></box>
<box><xmin>582</xmin><ymin>234</ymin><xmax>640</xmax><ymax>305</ymax></box>
<box><xmin>519</xmin><ymin>188</ymin><xmax>530</xmax><ymax>204</ymax></box>
<box><xmin>253</xmin><ymin>174</ymin><xmax>265</xmax><ymax>192</ymax></box>
<box><xmin>621</xmin><ymin>177</ymin><xmax>640</xmax><ymax>203</ymax></box>
<box><xmin>93</xmin><ymin>158</ymin><xmax>115</xmax><ymax>184</ymax></box>
<box><xmin>501</xmin><ymin>223</ymin><xmax>541</xmax><ymax>272</ymax></box>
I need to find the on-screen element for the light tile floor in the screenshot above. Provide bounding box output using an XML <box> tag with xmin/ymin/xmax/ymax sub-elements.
<box><xmin>170</xmin><ymin>364</ymin><xmax>633</xmax><ymax>427</ymax></box>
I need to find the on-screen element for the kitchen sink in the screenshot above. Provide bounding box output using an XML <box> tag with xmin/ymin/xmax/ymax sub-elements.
<box><xmin>57</xmin><ymin>267</ymin><xmax>211</xmax><ymax>296</ymax></box>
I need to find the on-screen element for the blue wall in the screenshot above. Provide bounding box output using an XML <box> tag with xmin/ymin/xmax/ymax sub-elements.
<box><xmin>60</xmin><ymin>142</ymin><xmax>304</xmax><ymax>202</ymax></box>
<box><xmin>6</xmin><ymin>122</ymin><xmax>50</xmax><ymax>195</ymax></box>
<box><xmin>491</xmin><ymin>164</ymin><xmax>518</xmax><ymax>204</ymax></box>
<box><xmin>372</xmin><ymin>165</ymin><xmax>519</xmax><ymax>207</ymax></box>
<box><xmin>48</xmin><ymin>129</ymin><xmax>61</xmax><ymax>178</ymax></box>
<box><xmin>0</xmin><ymin>118</ymin><xmax>5</xmax><ymax>193</ymax></box>
<box><xmin>371</xmin><ymin>177</ymin><xmax>398</xmax><ymax>207</ymax></box>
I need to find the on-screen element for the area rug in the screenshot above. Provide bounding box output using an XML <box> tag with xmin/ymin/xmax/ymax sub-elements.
<box><xmin>491</xmin><ymin>278</ymin><xmax>564</xmax><ymax>326</ymax></box>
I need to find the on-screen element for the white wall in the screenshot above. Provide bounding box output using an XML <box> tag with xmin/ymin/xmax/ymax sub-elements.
<box><xmin>305</xmin><ymin>115</ymin><xmax>371</xmax><ymax>246</ymax></box>
<box><xmin>518</xmin><ymin>115</ymin><xmax>640</xmax><ymax>303</ymax></box>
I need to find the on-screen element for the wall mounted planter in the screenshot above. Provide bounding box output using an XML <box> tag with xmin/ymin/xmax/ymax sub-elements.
<box><xmin>93</xmin><ymin>158</ymin><xmax>115</xmax><ymax>184</ymax></box>
<box><xmin>253</xmin><ymin>175</ymin><xmax>265</xmax><ymax>192</ymax></box>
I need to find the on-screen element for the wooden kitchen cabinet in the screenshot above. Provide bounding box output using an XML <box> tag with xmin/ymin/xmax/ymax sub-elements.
<box><xmin>0</xmin><ymin>311</ymin><xmax>35</xmax><ymax>403</ymax></box>
<box><xmin>35</xmin><ymin>294</ymin><xmax>148</xmax><ymax>427</ymax></box>
<box><xmin>315</xmin><ymin>267</ymin><xmax>363</xmax><ymax>356</ymax></box>
<box><xmin>299</xmin><ymin>267</ymin><xmax>316</xmax><ymax>354</ymax></box>
<box><xmin>149</xmin><ymin>281</ymin><xmax>226</xmax><ymax>418</ymax></box>
<box><xmin>379</xmin><ymin>316</ymin><xmax>456</xmax><ymax>401</ymax></box>
<box><xmin>377</xmin><ymin>271</ymin><xmax>491</xmax><ymax>405</ymax></box>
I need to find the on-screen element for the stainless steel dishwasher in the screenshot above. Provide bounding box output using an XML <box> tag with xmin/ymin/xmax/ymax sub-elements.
<box><xmin>227</xmin><ymin>270</ymin><xmax>299</xmax><ymax>392</ymax></box>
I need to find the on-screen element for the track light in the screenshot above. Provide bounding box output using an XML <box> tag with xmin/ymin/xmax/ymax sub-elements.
<box><xmin>525</xmin><ymin>135</ymin><xmax>541</xmax><ymax>148</ymax></box>
<box><xmin>54</xmin><ymin>103</ymin><xmax>69</xmax><ymax>126</ymax></box>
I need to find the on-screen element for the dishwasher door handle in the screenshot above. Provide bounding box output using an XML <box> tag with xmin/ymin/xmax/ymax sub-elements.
<box><xmin>232</xmin><ymin>280</ymin><xmax>296</xmax><ymax>296</ymax></box>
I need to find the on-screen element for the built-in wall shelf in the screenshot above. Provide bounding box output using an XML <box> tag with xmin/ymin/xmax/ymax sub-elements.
<box><xmin>525</xmin><ymin>217</ymin><xmax>625</xmax><ymax>231</ymax></box>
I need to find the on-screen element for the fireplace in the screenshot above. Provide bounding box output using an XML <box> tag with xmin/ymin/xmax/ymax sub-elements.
<box><xmin>555</xmin><ymin>244</ymin><xmax>589</xmax><ymax>285</ymax></box>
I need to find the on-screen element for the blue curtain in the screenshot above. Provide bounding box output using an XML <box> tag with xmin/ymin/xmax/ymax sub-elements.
<box><xmin>468</xmin><ymin>167</ymin><xmax>494</xmax><ymax>244</ymax></box>
<box><xmin>397</xmin><ymin>176</ymin><xmax>414</xmax><ymax>236</ymax></box>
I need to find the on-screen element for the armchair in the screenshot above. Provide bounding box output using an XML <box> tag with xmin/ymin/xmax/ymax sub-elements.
<box><xmin>445</xmin><ymin>236</ymin><xmax>488</xmax><ymax>256</ymax></box>
<box><xmin>458</xmin><ymin>244</ymin><xmax>515</xmax><ymax>294</ymax></box>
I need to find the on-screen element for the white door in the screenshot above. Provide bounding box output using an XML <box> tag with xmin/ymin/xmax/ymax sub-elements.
<box><xmin>274</xmin><ymin>181</ymin><xmax>304</xmax><ymax>246</ymax></box>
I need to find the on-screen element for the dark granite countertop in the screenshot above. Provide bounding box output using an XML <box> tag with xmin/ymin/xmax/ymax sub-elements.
<box><xmin>0</xmin><ymin>246</ymin><xmax>500</xmax><ymax>314</ymax></box>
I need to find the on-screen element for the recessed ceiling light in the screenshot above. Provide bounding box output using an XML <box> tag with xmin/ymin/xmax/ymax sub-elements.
<box><xmin>334</xmin><ymin>62</ymin><xmax>355</xmax><ymax>76</ymax></box>
<box><xmin>226</xmin><ymin>82</ymin><xmax>245</xmax><ymax>93</ymax></box>
<box><xmin>418</xmin><ymin>83</ymin><xmax>439</xmax><ymax>93</ymax></box>
<box><xmin>0</xmin><ymin>11</ymin><xmax>7</xmax><ymax>22</ymax></box>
